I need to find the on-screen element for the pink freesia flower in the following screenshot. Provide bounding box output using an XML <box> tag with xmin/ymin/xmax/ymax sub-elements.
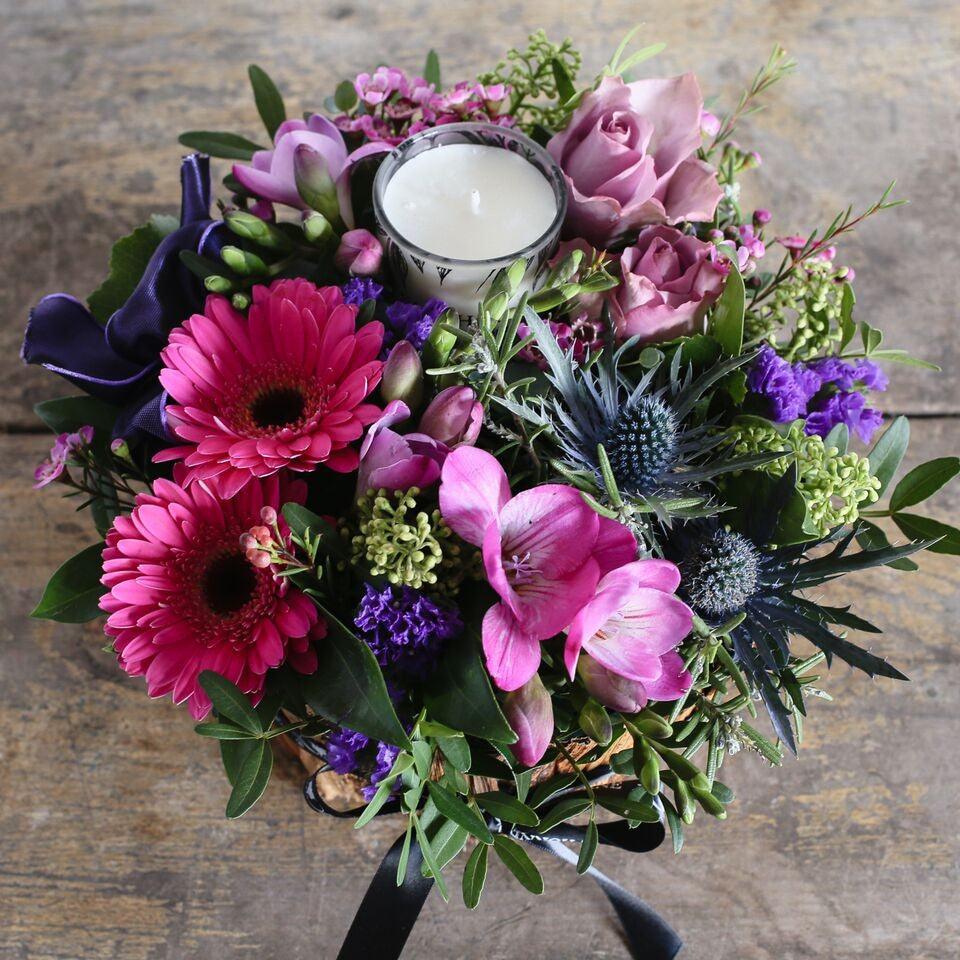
<box><xmin>439</xmin><ymin>447</ymin><xmax>636</xmax><ymax>690</ymax></box>
<box><xmin>356</xmin><ymin>400</ymin><xmax>448</xmax><ymax>496</ymax></box>
<box><xmin>564</xmin><ymin>559</ymin><xmax>693</xmax><ymax>703</ymax></box>
<box><xmin>504</xmin><ymin>673</ymin><xmax>554</xmax><ymax>767</ymax></box>
<box><xmin>100</xmin><ymin>469</ymin><xmax>324</xmax><ymax>720</ymax></box>
<box><xmin>612</xmin><ymin>225</ymin><xmax>726</xmax><ymax>343</ymax></box>
<box><xmin>156</xmin><ymin>279</ymin><xmax>384</xmax><ymax>497</ymax></box>
<box><xmin>547</xmin><ymin>74</ymin><xmax>723</xmax><ymax>247</ymax></box>
<box><xmin>232</xmin><ymin>114</ymin><xmax>388</xmax><ymax>222</ymax></box>
<box><xmin>335</xmin><ymin>229</ymin><xmax>383</xmax><ymax>276</ymax></box>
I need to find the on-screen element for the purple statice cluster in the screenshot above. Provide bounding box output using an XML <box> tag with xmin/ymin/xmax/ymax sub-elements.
<box><xmin>325</xmin><ymin>728</ymin><xmax>401</xmax><ymax>801</ymax></box>
<box><xmin>354</xmin><ymin>583</ymin><xmax>462</xmax><ymax>679</ymax></box>
<box><xmin>33</xmin><ymin>425</ymin><xmax>93</xmax><ymax>489</ymax></box>
<box><xmin>341</xmin><ymin>276</ymin><xmax>383</xmax><ymax>307</ymax></box>
<box><xmin>748</xmin><ymin>344</ymin><xmax>887</xmax><ymax>442</ymax></box>
<box><xmin>334</xmin><ymin>66</ymin><xmax>511</xmax><ymax>145</ymax></box>
<box><xmin>382</xmin><ymin>298</ymin><xmax>448</xmax><ymax>354</ymax></box>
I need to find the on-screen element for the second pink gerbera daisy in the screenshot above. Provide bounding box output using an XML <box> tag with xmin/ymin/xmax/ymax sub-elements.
<box><xmin>156</xmin><ymin>278</ymin><xmax>384</xmax><ymax>497</ymax></box>
<box><xmin>100</xmin><ymin>469</ymin><xmax>323</xmax><ymax>720</ymax></box>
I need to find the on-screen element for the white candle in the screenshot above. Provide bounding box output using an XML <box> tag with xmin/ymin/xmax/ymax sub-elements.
<box><xmin>381</xmin><ymin>144</ymin><xmax>558</xmax><ymax>261</ymax></box>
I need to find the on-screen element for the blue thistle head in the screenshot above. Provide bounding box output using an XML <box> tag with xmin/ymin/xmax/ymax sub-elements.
<box><xmin>603</xmin><ymin>395</ymin><xmax>679</xmax><ymax>495</ymax></box>
<box><xmin>677</xmin><ymin>528</ymin><xmax>761</xmax><ymax>618</ymax></box>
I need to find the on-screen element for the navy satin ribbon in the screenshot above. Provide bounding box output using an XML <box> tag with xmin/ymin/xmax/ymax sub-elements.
<box><xmin>21</xmin><ymin>154</ymin><xmax>224</xmax><ymax>442</ymax></box>
<box><xmin>299</xmin><ymin>755</ymin><xmax>682</xmax><ymax>960</ymax></box>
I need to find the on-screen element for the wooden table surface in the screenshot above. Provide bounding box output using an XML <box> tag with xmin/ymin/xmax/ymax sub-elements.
<box><xmin>1</xmin><ymin>2</ymin><xmax>957</xmax><ymax>958</ymax></box>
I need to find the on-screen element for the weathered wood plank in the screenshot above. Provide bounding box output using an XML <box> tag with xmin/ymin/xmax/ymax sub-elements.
<box><xmin>1</xmin><ymin>0</ymin><xmax>957</xmax><ymax>429</ymax></box>
<box><xmin>1</xmin><ymin>418</ymin><xmax>957</xmax><ymax>959</ymax></box>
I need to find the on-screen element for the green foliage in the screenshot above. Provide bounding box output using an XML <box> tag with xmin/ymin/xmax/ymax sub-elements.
<box><xmin>248</xmin><ymin>64</ymin><xmax>286</xmax><ymax>139</ymax></box>
<box><xmin>30</xmin><ymin>543</ymin><xmax>105</xmax><ymax>623</ymax></box>
<box><xmin>709</xmin><ymin>261</ymin><xmax>745</xmax><ymax>355</ymax></box>
<box><xmin>298</xmin><ymin>603</ymin><xmax>411</xmax><ymax>750</ymax></box>
<box><xmin>177</xmin><ymin>130</ymin><xmax>265</xmax><ymax>159</ymax></box>
<box><xmin>87</xmin><ymin>216</ymin><xmax>179</xmax><ymax>325</ymax></box>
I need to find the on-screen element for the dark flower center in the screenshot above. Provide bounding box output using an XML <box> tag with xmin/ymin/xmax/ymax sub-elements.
<box><xmin>679</xmin><ymin>529</ymin><xmax>761</xmax><ymax>618</ymax></box>
<box><xmin>250</xmin><ymin>386</ymin><xmax>306</xmax><ymax>429</ymax></box>
<box><xmin>603</xmin><ymin>395</ymin><xmax>679</xmax><ymax>494</ymax></box>
<box><xmin>202</xmin><ymin>551</ymin><xmax>258</xmax><ymax>615</ymax></box>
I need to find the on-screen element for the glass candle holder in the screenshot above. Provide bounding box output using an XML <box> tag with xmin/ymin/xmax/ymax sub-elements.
<box><xmin>372</xmin><ymin>121</ymin><xmax>568</xmax><ymax>316</ymax></box>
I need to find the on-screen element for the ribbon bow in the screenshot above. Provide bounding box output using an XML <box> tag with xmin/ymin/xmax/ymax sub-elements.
<box><xmin>21</xmin><ymin>154</ymin><xmax>224</xmax><ymax>442</ymax></box>
<box><xmin>299</xmin><ymin>751</ymin><xmax>682</xmax><ymax>960</ymax></box>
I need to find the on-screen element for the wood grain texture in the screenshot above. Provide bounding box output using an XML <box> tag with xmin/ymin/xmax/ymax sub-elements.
<box><xmin>1</xmin><ymin>1</ymin><xmax>959</xmax><ymax>957</ymax></box>
<box><xmin>1</xmin><ymin>0</ymin><xmax>958</xmax><ymax>425</ymax></box>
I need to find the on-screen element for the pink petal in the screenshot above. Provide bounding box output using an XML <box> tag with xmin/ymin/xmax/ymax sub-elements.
<box><xmin>640</xmin><ymin>650</ymin><xmax>693</xmax><ymax>702</ymax></box>
<box><xmin>481</xmin><ymin>602</ymin><xmax>542</xmax><ymax>691</ymax></box>
<box><xmin>593</xmin><ymin>517</ymin><xmax>638</xmax><ymax>575</ymax></box>
<box><xmin>503</xmin><ymin>673</ymin><xmax>554</xmax><ymax>767</ymax></box>
<box><xmin>439</xmin><ymin>447</ymin><xmax>511</xmax><ymax>547</ymax></box>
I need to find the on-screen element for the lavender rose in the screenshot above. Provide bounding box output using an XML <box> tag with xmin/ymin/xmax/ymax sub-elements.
<box><xmin>611</xmin><ymin>225</ymin><xmax>726</xmax><ymax>343</ymax></box>
<box><xmin>547</xmin><ymin>75</ymin><xmax>723</xmax><ymax>247</ymax></box>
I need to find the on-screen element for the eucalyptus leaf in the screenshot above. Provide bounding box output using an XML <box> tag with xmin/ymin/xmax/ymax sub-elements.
<box><xmin>423</xmin><ymin>49</ymin><xmax>441</xmax><ymax>88</ymax></box>
<box><xmin>334</xmin><ymin>79</ymin><xmax>358</xmax><ymax>112</ymax></box>
<box><xmin>492</xmin><ymin>835</ymin><xmax>544</xmax><ymax>894</ymax></box>
<box><xmin>474</xmin><ymin>791</ymin><xmax>540</xmax><ymax>827</ymax></box>
<box><xmin>425</xmin><ymin>782</ymin><xmax>493</xmax><ymax>844</ymax></box>
<box><xmin>225</xmin><ymin>739</ymin><xmax>273</xmax><ymax>818</ymax></box>
<box><xmin>437</xmin><ymin>735</ymin><xmax>472</xmax><ymax>773</ymax></box>
<box><xmin>413</xmin><ymin>813</ymin><xmax>449</xmax><ymax>901</ymax></box>
<box><xmin>248</xmin><ymin>64</ymin><xmax>286</xmax><ymax>139</ymax></box>
<box><xmin>576</xmin><ymin>819</ymin><xmax>598</xmax><ymax>874</ymax></box>
<box><xmin>178</xmin><ymin>130</ymin><xmax>266</xmax><ymax>160</ymax></box>
<box><xmin>30</xmin><ymin>543</ymin><xmax>106</xmax><ymax>623</ymax></box>
<box><xmin>34</xmin><ymin>396</ymin><xmax>120</xmax><ymax>435</ymax></box>
<box><xmin>889</xmin><ymin>457</ymin><xmax>960</xmax><ymax>512</ymax></box>
<box><xmin>194</xmin><ymin>722</ymin><xmax>257</xmax><ymax>740</ymax></box>
<box><xmin>893</xmin><ymin>513</ymin><xmax>960</xmax><ymax>555</ymax></box>
<box><xmin>461</xmin><ymin>840</ymin><xmax>488</xmax><ymax>909</ymax></box>
<box><xmin>199</xmin><ymin>671</ymin><xmax>263</xmax><ymax>734</ymax></box>
<box><xmin>868</xmin><ymin>416</ymin><xmax>910</xmax><ymax>496</ymax></box>
<box><xmin>536</xmin><ymin>795</ymin><xmax>592</xmax><ymax>833</ymax></box>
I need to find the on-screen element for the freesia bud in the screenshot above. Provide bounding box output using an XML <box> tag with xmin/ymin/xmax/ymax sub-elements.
<box><xmin>248</xmin><ymin>549</ymin><xmax>272</xmax><ymax>569</ymax></box>
<box><xmin>418</xmin><ymin>386</ymin><xmax>483</xmax><ymax>447</ymax></box>
<box><xmin>504</xmin><ymin>673</ymin><xmax>553</xmax><ymax>767</ymax></box>
<box><xmin>578</xmin><ymin>654</ymin><xmax>648</xmax><ymax>714</ymax></box>
<box><xmin>700</xmin><ymin>109</ymin><xmax>721</xmax><ymax>137</ymax></box>
<box><xmin>335</xmin><ymin>228</ymin><xmax>383</xmax><ymax>276</ymax></box>
<box><xmin>260</xmin><ymin>506</ymin><xmax>278</xmax><ymax>526</ymax></box>
<box><xmin>303</xmin><ymin>212</ymin><xmax>334</xmax><ymax>245</ymax></box>
<box><xmin>381</xmin><ymin>341</ymin><xmax>423</xmax><ymax>409</ymax></box>
<box><xmin>293</xmin><ymin>144</ymin><xmax>341</xmax><ymax>223</ymax></box>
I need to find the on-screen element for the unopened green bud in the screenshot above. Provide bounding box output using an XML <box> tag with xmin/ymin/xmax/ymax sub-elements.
<box><xmin>302</xmin><ymin>212</ymin><xmax>334</xmax><ymax>245</ymax></box>
<box><xmin>225</xmin><ymin>211</ymin><xmax>292</xmax><ymax>251</ymax></box>
<box><xmin>578</xmin><ymin>700</ymin><xmax>613</xmax><ymax>746</ymax></box>
<box><xmin>220</xmin><ymin>245</ymin><xmax>267</xmax><ymax>276</ymax></box>
<box><xmin>293</xmin><ymin>144</ymin><xmax>341</xmax><ymax>223</ymax></box>
<box><xmin>231</xmin><ymin>292</ymin><xmax>251</xmax><ymax>311</ymax></box>
<box><xmin>692</xmin><ymin>785</ymin><xmax>727</xmax><ymax>819</ymax></box>
<box><xmin>204</xmin><ymin>275</ymin><xmax>233</xmax><ymax>293</ymax></box>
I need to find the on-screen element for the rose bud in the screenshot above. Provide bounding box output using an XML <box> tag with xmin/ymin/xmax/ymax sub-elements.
<box><xmin>504</xmin><ymin>673</ymin><xmax>554</xmax><ymax>767</ymax></box>
<box><xmin>335</xmin><ymin>228</ymin><xmax>383</xmax><ymax>277</ymax></box>
<box><xmin>418</xmin><ymin>386</ymin><xmax>483</xmax><ymax>447</ymax></box>
<box><xmin>381</xmin><ymin>341</ymin><xmax>424</xmax><ymax>409</ymax></box>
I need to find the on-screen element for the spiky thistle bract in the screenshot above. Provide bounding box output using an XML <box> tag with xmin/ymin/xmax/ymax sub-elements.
<box><xmin>502</xmin><ymin>309</ymin><xmax>781</xmax><ymax>521</ymax></box>
<box><xmin>668</xmin><ymin>468</ymin><xmax>933</xmax><ymax>752</ymax></box>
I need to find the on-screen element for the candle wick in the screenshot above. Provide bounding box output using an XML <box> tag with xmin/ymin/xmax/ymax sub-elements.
<box><xmin>470</xmin><ymin>188</ymin><xmax>481</xmax><ymax>216</ymax></box>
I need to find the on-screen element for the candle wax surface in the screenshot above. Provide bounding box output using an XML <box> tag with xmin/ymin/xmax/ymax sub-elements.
<box><xmin>381</xmin><ymin>144</ymin><xmax>558</xmax><ymax>261</ymax></box>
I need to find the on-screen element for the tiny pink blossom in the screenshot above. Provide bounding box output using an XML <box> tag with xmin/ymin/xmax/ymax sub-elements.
<box><xmin>700</xmin><ymin>109</ymin><xmax>721</xmax><ymax>136</ymax></box>
<box><xmin>779</xmin><ymin>234</ymin><xmax>808</xmax><ymax>252</ymax></box>
<box><xmin>753</xmin><ymin>208</ymin><xmax>772</xmax><ymax>225</ymax></box>
<box><xmin>354</xmin><ymin>66</ymin><xmax>408</xmax><ymax>105</ymax></box>
<box><xmin>335</xmin><ymin>229</ymin><xmax>383</xmax><ymax>276</ymax></box>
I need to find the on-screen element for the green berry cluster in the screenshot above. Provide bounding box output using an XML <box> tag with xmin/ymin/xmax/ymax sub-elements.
<box><xmin>350</xmin><ymin>488</ymin><xmax>465</xmax><ymax>592</ymax></box>
<box><xmin>729</xmin><ymin>420</ymin><xmax>880</xmax><ymax>534</ymax></box>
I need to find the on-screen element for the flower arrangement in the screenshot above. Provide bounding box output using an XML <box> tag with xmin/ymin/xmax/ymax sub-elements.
<box><xmin>22</xmin><ymin>27</ymin><xmax>958</xmax><ymax>956</ymax></box>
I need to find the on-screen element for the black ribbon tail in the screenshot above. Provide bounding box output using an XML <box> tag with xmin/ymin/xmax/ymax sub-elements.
<box><xmin>524</xmin><ymin>831</ymin><xmax>682</xmax><ymax>960</ymax></box>
<box><xmin>335</xmin><ymin>831</ymin><xmax>434</xmax><ymax>960</ymax></box>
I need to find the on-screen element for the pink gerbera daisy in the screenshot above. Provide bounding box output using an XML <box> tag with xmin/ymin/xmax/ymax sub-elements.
<box><xmin>156</xmin><ymin>278</ymin><xmax>384</xmax><ymax>497</ymax></box>
<box><xmin>100</xmin><ymin>469</ymin><xmax>324</xmax><ymax>720</ymax></box>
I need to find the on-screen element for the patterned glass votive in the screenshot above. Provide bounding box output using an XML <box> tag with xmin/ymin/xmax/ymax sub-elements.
<box><xmin>372</xmin><ymin>121</ymin><xmax>568</xmax><ymax>316</ymax></box>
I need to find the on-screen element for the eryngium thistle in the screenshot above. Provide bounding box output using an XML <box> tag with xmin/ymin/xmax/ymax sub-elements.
<box><xmin>603</xmin><ymin>395</ymin><xmax>679</xmax><ymax>493</ymax></box>
<box><xmin>678</xmin><ymin>528</ymin><xmax>761</xmax><ymax>618</ymax></box>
